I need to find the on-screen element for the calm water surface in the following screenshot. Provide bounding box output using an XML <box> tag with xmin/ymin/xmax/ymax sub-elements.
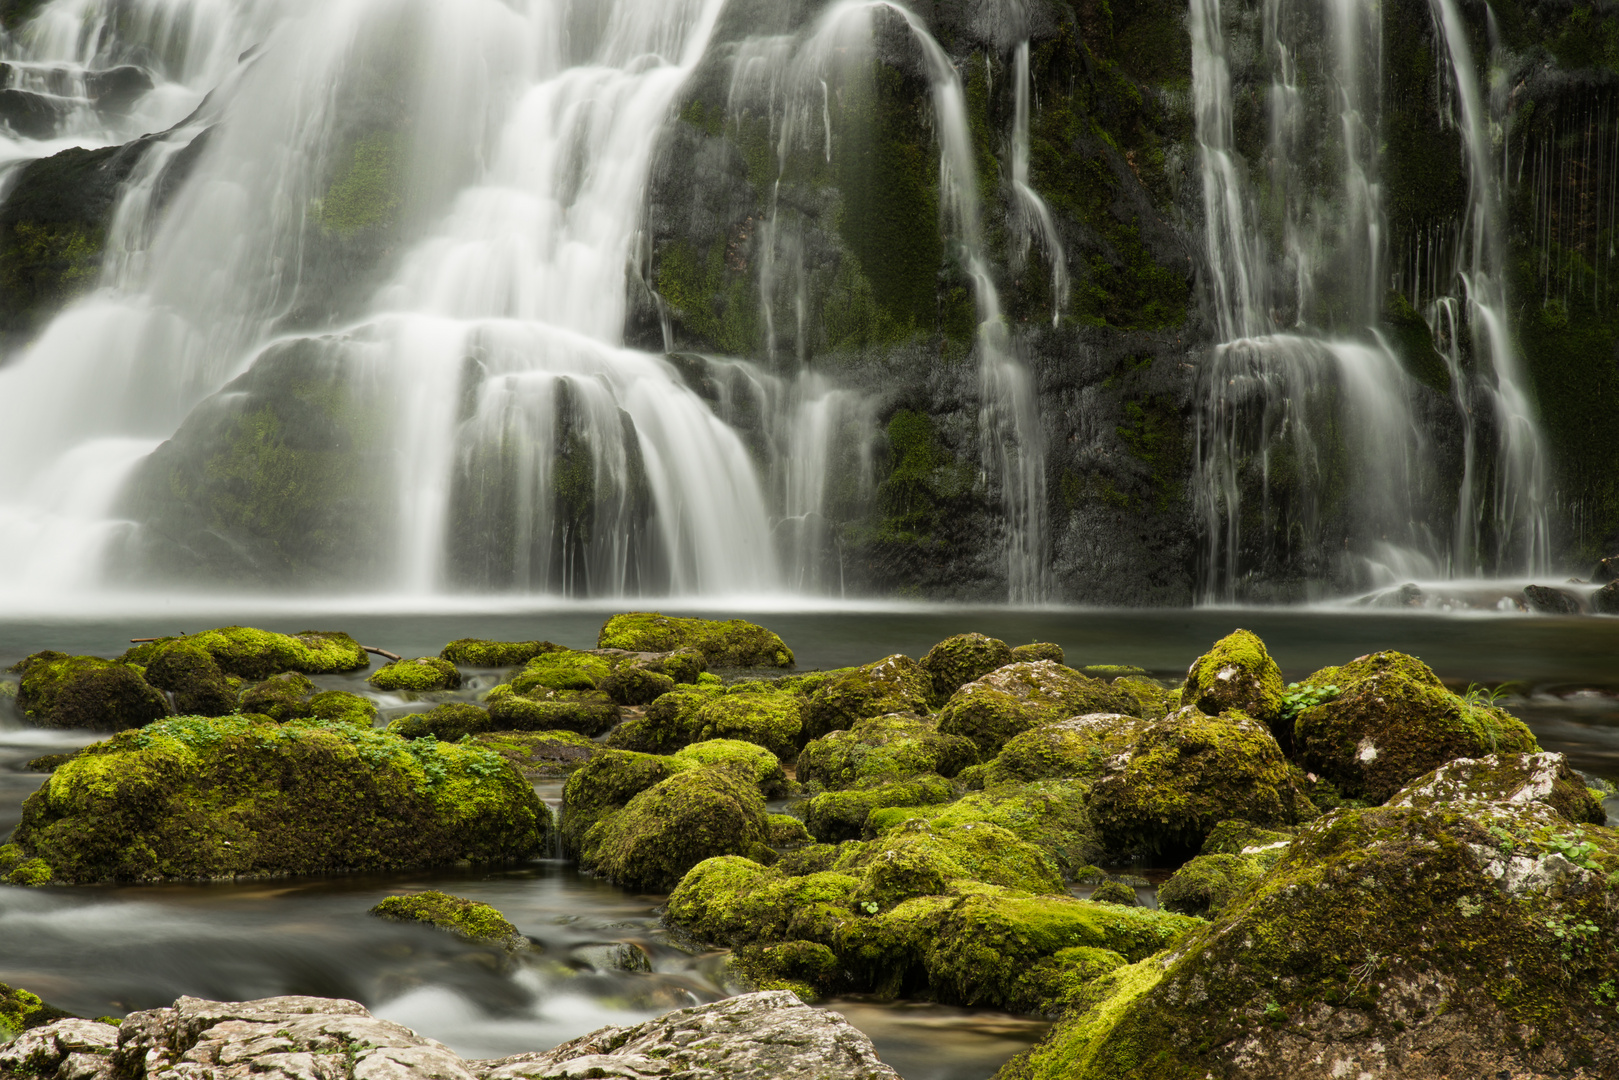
<box><xmin>2</xmin><ymin>603</ymin><xmax>1617</xmax><ymax>1078</ymax></box>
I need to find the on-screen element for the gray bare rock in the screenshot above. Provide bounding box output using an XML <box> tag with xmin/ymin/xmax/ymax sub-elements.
<box><xmin>470</xmin><ymin>991</ymin><xmax>901</xmax><ymax>1080</ymax></box>
<box><xmin>2</xmin><ymin>993</ymin><xmax>900</xmax><ymax>1080</ymax></box>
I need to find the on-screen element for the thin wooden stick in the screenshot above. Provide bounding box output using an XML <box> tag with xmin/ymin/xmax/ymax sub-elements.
<box><xmin>363</xmin><ymin>646</ymin><xmax>402</xmax><ymax>663</ymax></box>
<box><xmin>129</xmin><ymin>636</ymin><xmax>183</xmax><ymax>643</ymax></box>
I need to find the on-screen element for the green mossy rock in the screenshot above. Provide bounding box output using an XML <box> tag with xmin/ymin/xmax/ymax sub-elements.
<box><xmin>805</xmin><ymin>774</ymin><xmax>954</xmax><ymax>842</ymax></box>
<box><xmin>1011</xmin><ymin>643</ymin><xmax>1065</xmax><ymax>665</ymax></box>
<box><xmin>998</xmin><ymin>787</ymin><xmax>1619</xmax><ymax>1079</ymax></box>
<box><xmin>438</xmin><ymin>639</ymin><xmax>562</xmax><ymax>667</ymax></box>
<box><xmin>869</xmin><ymin>780</ymin><xmax>1104</xmax><ymax>880</ymax></box>
<box><xmin>835</xmin><ymin>821</ymin><xmax>1065</xmax><ymax>910</ymax></box>
<box><xmin>598</xmin><ymin>613</ymin><xmax>794</xmax><ymax>668</ymax></box>
<box><xmin>1181</xmin><ymin>629</ymin><xmax>1286</xmax><ymax>733</ymax></box>
<box><xmin>0</xmin><ymin>982</ymin><xmax>73</xmax><ymax>1041</ymax></box>
<box><xmin>609</xmin><ymin>684</ymin><xmax>725</xmax><ymax>752</ymax></box>
<box><xmin>239</xmin><ymin>672</ymin><xmax>317</xmax><ymax>721</ymax></box>
<box><xmin>305</xmin><ymin>690</ymin><xmax>377</xmax><ymax>726</ymax></box>
<box><xmin>123</xmin><ymin>627</ymin><xmax>368</xmax><ymax>680</ymax></box>
<box><xmin>797</xmin><ymin>713</ymin><xmax>978</xmax><ymax>790</ymax></box>
<box><xmin>1087</xmin><ymin>880</ymin><xmax>1138</xmax><ymax>906</ymax></box>
<box><xmin>485</xmin><ymin>684</ymin><xmax>620</xmax><ymax>736</ymax></box>
<box><xmin>728</xmin><ymin>939</ymin><xmax>840</xmax><ymax>1002</ymax></box>
<box><xmin>921</xmin><ymin>633</ymin><xmax>1015</xmax><ymax>707</ymax></box>
<box><xmin>473</xmin><ymin>729</ymin><xmax>597</xmax><ymax>779</ymax></box>
<box><xmin>5</xmin><ymin>716</ymin><xmax>550</xmax><ymax>883</ymax></box>
<box><xmin>977</xmin><ymin>713</ymin><xmax>1154</xmax><ymax>786</ymax></box>
<box><xmin>1109</xmin><ymin>675</ymin><xmax>1172</xmax><ymax>720</ymax></box>
<box><xmin>937</xmin><ymin>661</ymin><xmax>1141</xmax><ymax>757</ymax></box>
<box><xmin>10</xmin><ymin>652</ymin><xmax>171</xmax><ymax>730</ymax></box>
<box><xmin>388</xmin><ymin>703</ymin><xmax>492</xmax><ymax>740</ymax></box>
<box><xmin>637</xmin><ymin>647</ymin><xmax>708</xmax><ymax>685</ymax></box>
<box><xmin>767</xmin><ymin>813</ymin><xmax>814</xmax><ymax>846</ymax></box>
<box><xmin>561</xmin><ymin>749</ymin><xmax>682</xmax><ymax>855</ymax></box>
<box><xmin>1156</xmin><ymin>853</ymin><xmax>1265</xmax><ymax>918</ymax></box>
<box><xmin>579</xmin><ymin>764</ymin><xmax>769</xmax><ymax>891</ymax></box>
<box><xmin>598</xmin><ymin>665</ymin><xmax>677</xmax><ymax>706</ymax></box>
<box><xmin>370</xmin><ymin>890</ymin><xmax>525</xmax><ymax>949</ymax></box>
<box><xmin>509</xmin><ymin>651</ymin><xmax>613</xmax><ymax>693</ymax></box>
<box><xmin>139</xmin><ymin>640</ymin><xmax>236</xmax><ymax>717</ymax></box>
<box><xmin>673</xmin><ymin>738</ymin><xmax>789</xmax><ymax>797</ymax></box>
<box><xmin>1086</xmin><ymin>707</ymin><xmax>1313</xmax><ymax>857</ymax></box>
<box><xmin>1387</xmin><ymin>751</ymin><xmax>1607</xmax><ymax>826</ymax></box>
<box><xmin>369</xmin><ymin>657</ymin><xmax>461</xmax><ymax>692</ymax></box>
<box><xmin>666</xmin><ymin>856</ymin><xmax>861</xmax><ymax>946</ymax></box>
<box><xmin>801</xmin><ymin>655</ymin><xmax>933</xmax><ymax>742</ymax></box>
<box><xmin>1293</xmin><ymin>651</ymin><xmax>1538</xmax><ymax>803</ymax></box>
<box><xmin>692</xmin><ymin>692</ymin><xmax>802</xmax><ymax>758</ymax></box>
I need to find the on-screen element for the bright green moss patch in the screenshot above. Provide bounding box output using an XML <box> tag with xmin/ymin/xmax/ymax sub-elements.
<box><xmin>692</xmin><ymin>693</ymin><xmax>802</xmax><ymax>758</ymax></box>
<box><xmin>0</xmin><ymin>982</ymin><xmax>74</xmax><ymax>1042</ymax></box>
<box><xmin>597</xmin><ymin>613</ymin><xmax>793</xmax><ymax>668</ymax></box>
<box><xmin>140</xmin><ymin>640</ymin><xmax>236</xmax><ymax>717</ymax></box>
<box><xmin>306</xmin><ymin>690</ymin><xmax>377</xmax><ymax>727</ymax></box>
<box><xmin>485</xmin><ymin>683</ymin><xmax>620</xmax><ymax>736</ymax></box>
<box><xmin>938</xmin><ymin>661</ymin><xmax>1141</xmax><ymax>757</ymax></box>
<box><xmin>123</xmin><ymin>627</ymin><xmax>369</xmax><ymax>680</ymax></box>
<box><xmin>801</xmin><ymin>654</ymin><xmax>933</xmax><ymax>742</ymax></box>
<box><xmin>869</xmin><ymin>780</ymin><xmax>1103</xmax><ymax>879</ymax></box>
<box><xmin>1181</xmin><ymin>629</ymin><xmax>1285</xmax><ymax>730</ymax></box>
<box><xmin>369</xmin><ymin>656</ymin><xmax>461</xmax><ymax>692</ymax></box>
<box><xmin>920</xmin><ymin>634</ymin><xmax>1015</xmax><ymax>708</ymax></box>
<box><xmin>10</xmin><ymin>651</ymin><xmax>170</xmax><ymax>730</ymax></box>
<box><xmin>389</xmin><ymin>703</ymin><xmax>492</xmax><ymax>741</ymax></box>
<box><xmin>370</xmin><ymin>890</ymin><xmax>524</xmax><ymax>949</ymax></box>
<box><xmin>6</xmin><ymin>715</ymin><xmax>549</xmax><ymax>883</ymax></box>
<box><xmin>560</xmin><ymin>748</ymin><xmax>682</xmax><ymax>855</ymax></box>
<box><xmin>1011</xmin><ymin>643</ymin><xmax>1064</xmax><ymax>665</ymax></box>
<box><xmin>834</xmin><ymin>821</ymin><xmax>1065</xmax><ymax>909</ymax></box>
<box><xmin>797</xmin><ymin>713</ymin><xmax>977</xmax><ymax>790</ymax></box>
<box><xmin>805</xmin><ymin>774</ymin><xmax>954</xmax><ymax>842</ymax></box>
<box><xmin>673</xmin><ymin>739</ymin><xmax>788</xmax><ymax>797</ymax></box>
<box><xmin>438</xmin><ymin>639</ymin><xmax>561</xmax><ymax>667</ymax></box>
<box><xmin>509</xmin><ymin>651</ymin><xmax>613</xmax><ymax>694</ymax></box>
<box><xmin>320</xmin><ymin>131</ymin><xmax>403</xmax><ymax>237</ymax></box>
<box><xmin>239</xmin><ymin>672</ymin><xmax>316</xmax><ymax>721</ymax></box>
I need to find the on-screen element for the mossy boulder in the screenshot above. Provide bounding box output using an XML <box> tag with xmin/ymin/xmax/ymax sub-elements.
<box><xmin>609</xmin><ymin>684</ymin><xmax>725</xmax><ymax>752</ymax></box>
<box><xmin>868</xmin><ymin>780</ymin><xmax>1104</xmax><ymax>879</ymax></box>
<box><xmin>1085</xmin><ymin>707</ymin><xmax>1313</xmax><ymax>858</ymax></box>
<box><xmin>370</xmin><ymin>890</ymin><xmax>525</xmax><ymax>950</ymax></box>
<box><xmin>1011</xmin><ymin>643</ymin><xmax>1064</xmax><ymax>665</ymax></box>
<box><xmin>835</xmin><ymin>821</ymin><xmax>1065</xmax><ymax>910</ymax></box>
<box><xmin>509</xmin><ymin>651</ymin><xmax>614</xmax><ymax>693</ymax></box>
<box><xmin>801</xmin><ymin>655</ymin><xmax>933</xmax><ymax>742</ymax></box>
<box><xmin>123</xmin><ymin>627</ymin><xmax>368</xmax><ymax>680</ymax></box>
<box><xmin>0</xmin><ymin>983</ymin><xmax>73</xmax><ymax>1041</ymax></box>
<box><xmin>1109</xmin><ymin>676</ymin><xmax>1172</xmax><ymax>720</ymax></box>
<box><xmin>1087</xmin><ymin>880</ymin><xmax>1138</xmax><ymax>906</ymax></box>
<box><xmin>10</xmin><ymin>652</ymin><xmax>170</xmax><ymax>730</ymax></box>
<box><xmin>369</xmin><ymin>657</ymin><xmax>461</xmax><ymax>692</ymax></box>
<box><xmin>438</xmin><ymin>639</ymin><xmax>562</xmax><ymax>667</ymax></box>
<box><xmin>598</xmin><ymin>613</ymin><xmax>794</xmax><ymax>668</ymax></box>
<box><xmin>804</xmin><ymin>774</ymin><xmax>954</xmax><ymax>842</ymax></box>
<box><xmin>4</xmin><ymin>716</ymin><xmax>550</xmax><ymax>883</ymax></box>
<box><xmin>578</xmin><ymin>764</ymin><xmax>769</xmax><ymax>891</ymax></box>
<box><xmin>305</xmin><ymin>690</ymin><xmax>377</xmax><ymax>726</ymax></box>
<box><xmin>976</xmin><ymin>713</ymin><xmax>1155</xmax><ymax>786</ymax></box>
<box><xmin>767</xmin><ymin>813</ymin><xmax>814</xmax><ymax>846</ymax></box>
<box><xmin>1387</xmin><ymin>751</ymin><xmax>1606</xmax><ymax>826</ymax></box>
<box><xmin>1292</xmin><ymin>651</ymin><xmax>1538</xmax><ymax>803</ymax></box>
<box><xmin>239</xmin><ymin>672</ymin><xmax>317</xmax><ymax>721</ymax></box>
<box><xmin>560</xmin><ymin>749</ymin><xmax>682</xmax><ymax>855</ymax></box>
<box><xmin>1156</xmin><ymin>853</ymin><xmax>1266</xmax><ymax>918</ymax></box>
<box><xmin>998</xmin><ymin>781</ymin><xmax>1619</xmax><ymax>1079</ymax></box>
<box><xmin>920</xmin><ymin>633</ymin><xmax>1015</xmax><ymax>707</ymax></box>
<box><xmin>937</xmin><ymin>661</ymin><xmax>1141</xmax><ymax>757</ymax></box>
<box><xmin>728</xmin><ymin>940</ymin><xmax>841</xmax><ymax>1002</ymax></box>
<box><xmin>1180</xmin><ymin>629</ymin><xmax>1285</xmax><ymax>734</ymax></box>
<box><xmin>485</xmin><ymin>684</ymin><xmax>620</xmax><ymax>736</ymax></box>
<box><xmin>797</xmin><ymin>714</ymin><xmax>978</xmax><ymax>790</ymax></box>
<box><xmin>692</xmin><ymin>692</ymin><xmax>803</xmax><ymax>758</ymax></box>
<box><xmin>673</xmin><ymin>739</ymin><xmax>789</xmax><ymax>797</ymax></box>
<box><xmin>666</xmin><ymin>856</ymin><xmax>861</xmax><ymax>946</ymax></box>
<box><xmin>139</xmin><ymin>640</ymin><xmax>236</xmax><ymax>717</ymax></box>
<box><xmin>473</xmin><ymin>729</ymin><xmax>597</xmax><ymax>779</ymax></box>
<box><xmin>598</xmin><ymin>665</ymin><xmax>676</xmax><ymax>706</ymax></box>
<box><xmin>388</xmin><ymin>703</ymin><xmax>492</xmax><ymax>741</ymax></box>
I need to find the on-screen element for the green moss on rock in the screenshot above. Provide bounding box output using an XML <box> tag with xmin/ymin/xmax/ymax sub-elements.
<box><xmin>868</xmin><ymin>780</ymin><xmax>1104</xmax><ymax>880</ymax></box>
<box><xmin>977</xmin><ymin>713</ymin><xmax>1154</xmax><ymax>786</ymax></box>
<box><xmin>239</xmin><ymin>672</ymin><xmax>317</xmax><ymax>721</ymax></box>
<box><xmin>597</xmin><ymin>613</ymin><xmax>794</xmax><ymax>668</ymax></box>
<box><xmin>370</xmin><ymin>890</ymin><xmax>525</xmax><ymax>949</ymax></box>
<box><xmin>1087</xmin><ymin>881</ymin><xmax>1138</xmax><ymax>906</ymax></box>
<box><xmin>937</xmin><ymin>661</ymin><xmax>1141</xmax><ymax>757</ymax></box>
<box><xmin>10</xmin><ymin>651</ymin><xmax>170</xmax><ymax>730</ymax></box>
<box><xmin>123</xmin><ymin>627</ymin><xmax>368</xmax><ymax>680</ymax></box>
<box><xmin>1181</xmin><ymin>629</ymin><xmax>1285</xmax><ymax>733</ymax></box>
<box><xmin>560</xmin><ymin>749</ymin><xmax>682</xmax><ymax>855</ymax></box>
<box><xmin>438</xmin><ymin>639</ymin><xmax>562</xmax><ymax>667</ymax></box>
<box><xmin>673</xmin><ymin>738</ymin><xmax>788</xmax><ymax>797</ymax></box>
<box><xmin>801</xmin><ymin>654</ymin><xmax>933</xmax><ymax>742</ymax></box>
<box><xmin>1293</xmin><ymin>651</ymin><xmax>1538</xmax><ymax>803</ymax></box>
<box><xmin>388</xmin><ymin>703</ymin><xmax>492</xmax><ymax>741</ymax></box>
<box><xmin>369</xmin><ymin>657</ymin><xmax>461</xmax><ymax>692</ymax></box>
<box><xmin>767</xmin><ymin>813</ymin><xmax>814</xmax><ymax>846</ymax></box>
<box><xmin>306</xmin><ymin>690</ymin><xmax>377</xmax><ymax>727</ymax></box>
<box><xmin>1011</xmin><ymin>643</ymin><xmax>1065</xmax><ymax>665</ymax></box>
<box><xmin>805</xmin><ymin>774</ymin><xmax>954</xmax><ymax>842</ymax></box>
<box><xmin>692</xmin><ymin>692</ymin><xmax>802</xmax><ymax>758</ymax></box>
<box><xmin>485</xmin><ymin>683</ymin><xmax>620</xmax><ymax>736</ymax></box>
<box><xmin>579</xmin><ymin>764</ymin><xmax>769</xmax><ymax>892</ymax></box>
<box><xmin>796</xmin><ymin>713</ymin><xmax>978</xmax><ymax>790</ymax></box>
<box><xmin>139</xmin><ymin>640</ymin><xmax>236</xmax><ymax>717</ymax></box>
<box><xmin>5</xmin><ymin>715</ymin><xmax>550</xmax><ymax>883</ymax></box>
<box><xmin>728</xmin><ymin>939</ymin><xmax>841</xmax><ymax>1003</ymax></box>
<box><xmin>1156</xmin><ymin>853</ymin><xmax>1265</xmax><ymax>918</ymax></box>
<box><xmin>835</xmin><ymin>821</ymin><xmax>1065</xmax><ymax>910</ymax></box>
<box><xmin>921</xmin><ymin>633</ymin><xmax>1015</xmax><ymax>708</ymax></box>
<box><xmin>473</xmin><ymin>729</ymin><xmax>597</xmax><ymax>780</ymax></box>
<box><xmin>0</xmin><ymin>982</ymin><xmax>73</xmax><ymax>1042</ymax></box>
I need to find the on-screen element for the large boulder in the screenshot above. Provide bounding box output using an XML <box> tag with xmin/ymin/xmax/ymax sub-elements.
<box><xmin>692</xmin><ymin>689</ymin><xmax>803</xmax><ymax>757</ymax></box>
<box><xmin>122</xmin><ymin>627</ymin><xmax>368</xmax><ymax>680</ymax></box>
<box><xmin>1292</xmin><ymin>651</ymin><xmax>1538</xmax><ymax>803</ymax></box>
<box><xmin>607</xmin><ymin>683</ymin><xmax>722</xmax><ymax>752</ymax></box>
<box><xmin>560</xmin><ymin>749</ymin><xmax>681</xmax><ymax>855</ymax></box>
<box><xmin>439</xmin><ymin>638</ymin><xmax>563</xmax><ymax>666</ymax></box>
<box><xmin>0</xmin><ymin>716</ymin><xmax>549</xmax><ymax>884</ymax></box>
<box><xmin>369</xmin><ymin>656</ymin><xmax>461</xmax><ymax>692</ymax></box>
<box><xmin>1181</xmin><ymin>629</ymin><xmax>1285</xmax><ymax>736</ymax></box>
<box><xmin>920</xmin><ymin>633</ymin><xmax>1014</xmax><ymax>707</ymax></box>
<box><xmin>867</xmin><ymin>780</ymin><xmax>1104</xmax><ymax>879</ymax></box>
<box><xmin>137</xmin><ymin>640</ymin><xmax>237</xmax><ymax>716</ymax></box>
<box><xmin>10</xmin><ymin>652</ymin><xmax>170</xmax><ymax>730</ymax></box>
<box><xmin>485</xmin><ymin>675</ymin><xmax>620</xmax><ymax>736</ymax></box>
<box><xmin>388</xmin><ymin>702</ymin><xmax>494</xmax><ymax>740</ymax></box>
<box><xmin>801</xmin><ymin>655</ymin><xmax>933</xmax><ymax>741</ymax></box>
<box><xmin>473</xmin><ymin>991</ymin><xmax>900</xmax><ymax>1080</ymax></box>
<box><xmin>597</xmin><ymin>613</ymin><xmax>794</xmax><ymax>668</ymax></box>
<box><xmin>797</xmin><ymin>713</ymin><xmax>977</xmax><ymax>790</ymax></box>
<box><xmin>937</xmin><ymin>661</ymin><xmax>1140</xmax><ymax>757</ymax></box>
<box><xmin>804</xmin><ymin>774</ymin><xmax>954</xmax><ymax>842</ymax></box>
<box><xmin>577</xmin><ymin>764</ymin><xmax>770</xmax><ymax>891</ymax></box>
<box><xmin>974</xmin><ymin>713</ymin><xmax>1156</xmax><ymax>786</ymax></box>
<box><xmin>998</xmin><ymin>753</ymin><xmax>1619</xmax><ymax>1080</ymax></box>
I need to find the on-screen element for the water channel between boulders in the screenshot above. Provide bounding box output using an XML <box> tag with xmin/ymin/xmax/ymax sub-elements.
<box><xmin>2</xmin><ymin>605</ymin><xmax>1617</xmax><ymax>1080</ymax></box>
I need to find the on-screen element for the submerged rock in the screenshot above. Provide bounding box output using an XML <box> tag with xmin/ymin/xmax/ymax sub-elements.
<box><xmin>370</xmin><ymin>890</ymin><xmax>526</xmax><ymax>950</ymax></box>
<box><xmin>937</xmin><ymin>661</ymin><xmax>1141</xmax><ymax>757</ymax></box>
<box><xmin>0</xmin><ymin>716</ymin><xmax>549</xmax><ymax>883</ymax></box>
<box><xmin>10</xmin><ymin>651</ymin><xmax>170</xmax><ymax>730</ymax></box>
<box><xmin>597</xmin><ymin>613</ymin><xmax>794</xmax><ymax>668</ymax></box>
<box><xmin>369</xmin><ymin>656</ymin><xmax>462</xmax><ymax>692</ymax></box>
<box><xmin>1524</xmin><ymin>583</ymin><xmax>1580</xmax><ymax>615</ymax></box>
<box><xmin>1291</xmin><ymin>651</ymin><xmax>1538</xmax><ymax>803</ymax></box>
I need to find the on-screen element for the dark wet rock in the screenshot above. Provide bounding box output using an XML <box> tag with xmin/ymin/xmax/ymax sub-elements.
<box><xmin>1524</xmin><ymin>583</ymin><xmax>1581</xmax><ymax>615</ymax></box>
<box><xmin>10</xmin><ymin>651</ymin><xmax>170</xmax><ymax>730</ymax></box>
<box><xmin>472</xmin><ymin>990</ymin><xmax>900</xmax><ymax>1080</ymax></box>
<box><xmin>1595</xmin><ymin>555</ymin><xmax>1619</xmax><ymax>584</ymax></box>
<box><xmin>370</xmin><ymin>890</ymin><xmax>526</xmax><ymax>950</ymax></box>
<box><xmin>1593</xmin><ymin>580</ymin><xmax>1619</xmax><ymax>615</ymax></box>
<box><xmin>0</xmin><ymin>715</ymin><xmax>549</xmax><ymax>883</ymax></box>
<box><xmin>83</xmin><ymin>65</ymin><xmax>153</xmax><ymax>112</ymax></box>
<box><xmin>1291</xmin><ymin>651</ymin><xmax>1538</xmax><ymax>803</ymax></box>
<box><xmin>0</xmin><ymin>88</ymin><xmax>64</xmax><ymax>138</ymax></box>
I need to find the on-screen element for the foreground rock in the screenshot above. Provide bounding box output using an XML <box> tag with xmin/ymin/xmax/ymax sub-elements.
<box><xmin>0</xmin><ymin>992</ymin><xmax>900</xmax><ymax>1080</ymax></box>
<box><xmin>0</xmin><ymin>716</ymin><xmax>549</xmax><ymax>884</ymax></box>
<box><xmin>996</xmin><ymin>752</ymin><xmax>1619</xmax><ymax>1080</ymax></box>
<box><xmin>0</xmin><ymin>983</ymin><xmax>72</xmax><ymax>1041</ymax></box>
<box><xmin>10</xmin><ymin>652</ymin><xmax>170</xmax><ymax>730</ymax></box>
